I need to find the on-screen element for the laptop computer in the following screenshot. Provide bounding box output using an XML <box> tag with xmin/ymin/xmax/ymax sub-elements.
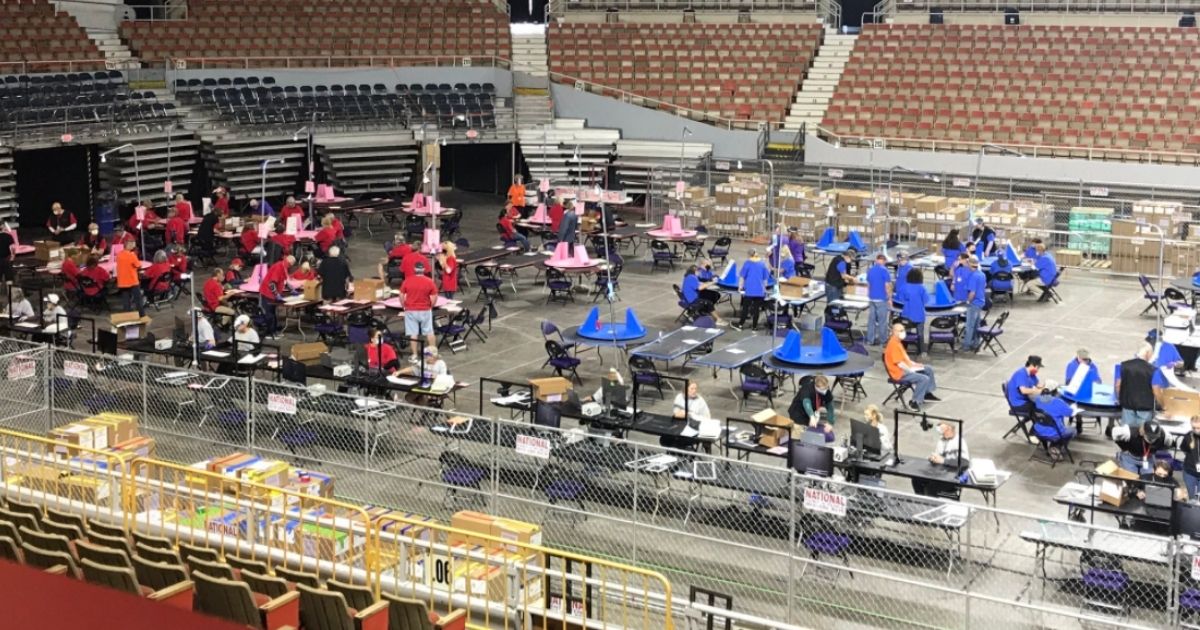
<box><xmin>1144</xmin><ymin>483</ymin><xmax>1175</xmax><ymax>509</ymax></box>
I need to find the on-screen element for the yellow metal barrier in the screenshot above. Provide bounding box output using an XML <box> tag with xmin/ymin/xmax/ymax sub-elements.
<box><xmin>124</xmin><ymin>458</ymin><xmax>376</xmax><ymax>592</ymax></box>
<box><xmin>0</xmin><ymin>428</ymin><xmax>128</xmax><ymax>527</ymax></box>
<box><xmin>371</xmin><ymin>513</ymin><xmax>676</xmax><ymax>630</ymax></box>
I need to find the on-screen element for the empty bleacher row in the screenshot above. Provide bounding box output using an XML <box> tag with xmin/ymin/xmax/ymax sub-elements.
<box><xmin>0</xmin><ymin>1</ymin><xmax>102</xmax><ymax>71</ymax></box>
<box><xmin>0</xmin><ymin>71</ymin><xmax>177</xmax><ymax>136</ymax></box>
<box><xmin>121</xmin><ymin>0</ymin><xmax>510</xmax><ymax>63</ymax></box>
<box><xmin>821</xmin><ymin>24</ymin><xmax>1200</xmax><ymax>160</ymax></box>
<box><xmin>176</xmin><ymin>78</ymin><xmax>499</xmax><ymax>129</ymax></box>
<box><xmin>548</xmin><ymin>21</ymin><xmax>823</xmax><ymax>125</ymax></box>
<box><xmin>893</xmin><ymin>0</ymin><xmax>1188</xmax><ymax>11</ymax></box>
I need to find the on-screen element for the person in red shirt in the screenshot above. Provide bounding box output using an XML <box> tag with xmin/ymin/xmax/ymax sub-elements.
<box><xmin>505</xmin><ymin>203</ymin><xmax>521</xmax><ymax>222</ymax></box>
<box><xmin>61</xmin><ymin>255</ymin><xmax>80</xmax><ymax>296</ymax></box>
<box><xmin>497</xmin><ymin>210</ymin><xmax>530</xmax><ymax>252</ymax></box>
<box><xmin>387</xmin><ymin>234</ymin><xmax>411</xmax><ymax>260</ymax></box>
<box><xmin>328</xmin><ymin>213</ymin><xmax>345</xmax><ymax>240</ymax></box>
<box><xmin>365</xmin><ymin>327</ymin><xmax>400</xmax><ymax>374</ymax></box>
<box><xmin>271</xmin><ymin>223</ymin><xmax>296</xmax><ymax>258</ymax></box>
<box><xmin>437</xmin><ymin>241</ymin><xmax>459</xmax><ymax>298</ymax></box>
<box><xmin>314</xmin><ymin>215</ymin><xmax>338</xmax><ymax>255</ymax></box>
<box><xmin>46</xmin><ymin>202</ymin><xmax>78</xmax><ymax>244</ymax></box>
<box><xmin>224</xmin><ymin>258</ymin><xmax>244</xmax><ymax>287</ymax></box>
<box><xmin>548</xmin><ymin>198</ymin><xmax>565</xmax><ymax>233</ymax></box>
<box><xmin>279</xmin><ymin>196</ymin><xmax>305</xmax><ymax>228</ymax></box>
<box><xmin>212</xmin><ymin>187</ymin><xmax>231</xmax><ymax>217</ymax></box>
<box><xmin>400</xmin><ymin>261</ymin><xmax>440</xmax><ymax>362</ymax></box>
<box><xmin>164</xmin><ymin>207</ymin><xmax>187</xmax><ymax>246</ymax></box>
<box><xmin>401</xmin><ymin>248</ymin><xmax>426</xmax><ymax>278</ymax></box>
<box><xmin>167</xmin><ymin>245</ymin><xmax>188</xmax><ymax>283</ymax></box>
<box><xmin>174</xmin><ymin>193</ymin><xmax>193</xmax><ymax>223</ymax></box>
<box><xmin>143</xmin><ymin>250</ymin><xmax>173</xmax><ymax>298</ymax></box>
<box><xmin>78</xmin><ymin>223</ymin><xmax>107</xmax><ymax>255</ymax></box>
<box><xmin>203</xmin><ymin>267</ymin><xmax>236</xmax><ymax>323</ymax></box>
<box><xmin>291</xmin><ymin>261</ymin><xmax>317</xmax><ymax>281</ymax></box>
<box><xmin>79</xmin><ymin>255</ymin><xmax>110</xmax><ymax>299</ymax></box>
<box><xmin>259</xmin><ymin>255</ymin><xmax>294</xmax><ymax>336</ymax></box>
<box><xmin>239</xmin><ymin>224</ymin><xmax>259</xmax><ymax>259</ymax></box>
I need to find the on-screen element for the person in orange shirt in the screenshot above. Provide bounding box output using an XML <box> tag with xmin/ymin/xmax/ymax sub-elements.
<box><xmin>506</xmin><ymin>174</ymin><xmax>527</xmax><ymax>217</ymax></box>
<box><xmin>115</xmin><ymin>239</ymin><xmax>144</xmax><ymax>316</ymax></box>
<box><xmin>883</xmin><ymin>322</ymin><xmax>939</xmax><ymax>411</ymax></box>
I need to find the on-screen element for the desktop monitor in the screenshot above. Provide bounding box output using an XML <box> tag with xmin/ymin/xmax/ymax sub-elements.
<box><xmin>173</xmin><ymin>316</ymin><xmax>188</xmax><ymax>341</ymax></box>
<box><xmin>96</xmin><ymin>329</ymin><xmax>118</xmax><ymax>356</ymax></box>
<box><xmin>791</xmin><ymin>443</ymin><xmax>834</xmax><ymax>478</ymax></box>
<box><xmin>602</xmin><ymin>378</ymin><xmax>628</xmax><ymax>409</ymax></box>
<box><xmin>281</xmin><ymin>357</ymin><xmax>307</xmax><ymax>386</ymax></box>
<box><xmin>534</xmin><ymin>402</ymin><xmax>562</xmax><ymax>429</ymax></box>
<box><xmin>850</xmin><ymin>419</ymin><xmax>883</xmax><ymax>457</ymax></box>
<box><xmin>1174</xmin><ymin>501</ymin><xmax>1200</xmax><ymax>539</ymax></box>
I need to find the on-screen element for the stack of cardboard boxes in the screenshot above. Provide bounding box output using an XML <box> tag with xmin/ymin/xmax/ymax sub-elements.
<box><xmin>1111</xmin><ymin>201</ymin><xmax>1188</xmax><ymax>275</ymax></box>
<box><xmin>405</xmin><ymin>510</ymin><xmax>544</xmax><ymax>605</ymax></box>
<box><xmin>15</xmin><ymin>413</ymin><xmax>148</xmax><ymax>505</ymax></box>
<box><xmin>833</xmin><ymin>189</ymin><xmax>875</xmax><ymax>238</ymax></box>
<box><xmin>775</xmin><ymin>184</ymin><xmax>823</xmax><ymax>239</ymax></box>
<box><xmin>712</xmin><ymin>174</ymin><xmax>768</xmax><ymax>237</ymax></box>
<box><xmin>677</xmin><ymin>186</ymin><xmax>715</xmax><ymax>229</ymax></box>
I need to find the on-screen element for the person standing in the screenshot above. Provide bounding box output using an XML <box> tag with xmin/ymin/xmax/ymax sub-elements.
<box><xmin>735</xmin><ymin>249</ymin><xmax>770</xmax><ymax>331</ymax></box>
<box><xmin>400</xmin><ymin>261</ymin><xmax>440</xmax><ymax>363</ymax></box>
<box><xmin>115</xmin><ymin>239</ymin><xmax>144</xmax><ymax>316</ymax></box>
<box><xmin>1180</xmin><ymin>415</ymin><xmax>1200</xmax><ymax>500</ymax></box>
<box><xmin>557</xmin><ymin>201</ymin><xmax>579</xmax><ymax>254</ymax></box>
<box><xmin>437</xmin><ymin>241</ymin><xmax>459</xmax><ymax>298</ymax></box>
<box><xmin>507</xmin><ymin>174</ymin><xmax>528</xmax><ymax>217</ymax></box>
<box><xmin>259</xmin><ymin>254</ymin><xmax>294</xmax><ymax>337</ymax></box>
<box><xmin>46</xmin><ymin>202</ymin><xmax>78</xmax><ymax>245</ymax></box>
<box><xmin>865</xmin><ymin>253</ymin><xmax>892</xmax><ymax>346</ymax></box>
<box><xmin>0</xmin><ymin>222</ymin><xmax>15</xmax><ymax>284</ymax></box>
<box><xmin>898</xmin><ymin>268</ymin><xmax>928</xmax><ymax>356</ymax></box>
<box><xmin>962</xmin><ymin>257</ymin><xmax>988</xmax><ymax>351</ymax></box>
<box><xmin>823</xmin><ymin>249</ymin><xmax>856</xmax><ymax>304</ymax></box>
<box><xmin>1116</xmin><ymin>344</ymin><xmax>1157</xmax><ymax>429</ymax></box>
<box><xmin>317</xmin><ymin>246</ymin><xmax>352</xmax><ymax>301</ymax></box>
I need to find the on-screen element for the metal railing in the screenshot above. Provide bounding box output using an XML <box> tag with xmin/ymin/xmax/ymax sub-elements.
<box><xmin>549</xmin><ymin>0</ymin><xmax>818</xmax><ymax>13</ymax></box>
<box><xmin>123</xmin><ymin>3</ymin><xmax>188</xmax><ymax>20</ymax></box>
<box><xmin>892</xmin><ymin>0</ymin><xmax>1197</xmax><ymax>12</ymax></box>
<box><xmin>166</xmin><ymin>55</ymin><xmax>512</xmax><ymax>71</ymax></box>
<box><xmin>0</xmin><ymin>59</ymin><xmax>114</xmax><ymax>74</ymax></box>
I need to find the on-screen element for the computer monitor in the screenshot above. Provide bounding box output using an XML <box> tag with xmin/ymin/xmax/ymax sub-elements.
<box><xmin>281</xmin><ymin>358</ymin><xmax>307</xmax><ymax>386</ymax></box>
<box><xmin>173</xmin><ymin>316</ymin><xmax>188</xmax><ymax>341</ymax></box>
<box><xmin>96</xmin><ymin>329</ymin><xmax>118</xmax><ymax>356</ymax></box>
<box><xmin>850</xmin><ymin>419</ymin><xmax>883</xmax><ymax>457</ymax></box>
<box><xmin>534</xmin><ymin>402</ymin><xmax>561</xmax><ymax>429</ymax></box>
<box><xmin>791</xmin><ymin>443</ymin><xmax>834</xmax><ymax>478</ymax></box>
<box><xmin>1174</xmin><ymin>501</ymin><xmax>1200</xmax><ymax>539</ymax></box>
<box><xmin>602</xmin><ymin>378</ymin><xmax>627</xmax><ymax>409</ymax></box>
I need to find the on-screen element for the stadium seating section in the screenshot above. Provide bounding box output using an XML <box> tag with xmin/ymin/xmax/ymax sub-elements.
<box><xmin>548</xmin><ymin>22</ymin><xmax>823</xmax><ymax>124</ymax></box>
<box><xmin>1</xmin><ymin>72</ymin><xmax>176</xmax><ymax>136</ymax></box>
<box><xmin>121</xmin><ymin>0</ymin><xmax>511</xmax><ymax>64</ymax></box>
<box><xmin>823</xmin><ymin>24</ymin><xmax>1200</xmax><ymax>160</ymax></box>
<box><xmin>0</xmin><ymin>1</ymin><xmax>102</xmax><ymax>71</ymax></box>
<box><xmin>175</xmin><ymin>78</ymin><xmax>497</xmax><ymax>128</ymax></box>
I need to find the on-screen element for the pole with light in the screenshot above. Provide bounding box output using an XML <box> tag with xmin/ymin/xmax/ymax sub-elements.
<box><xmin>678</xmin><ymin>126</ymin><xmax>693</xmax><ymax>182</ymax></box>
<box><xmin>970</xmin><ymin>144</ymin><xmax>1025</xmax><ymax>223</ymax></box>
<box><xmin>291</xmin><ymin>114</ymin><xmax>316</xmax><ymax>228</ymax></box>
<box><xmin>100</xmin><ymin>143</ymin><xmax>140</xmax><ymax>253</ymax></box>
<box><xmin>259</xmin><ymin>158</ymin><xmax>285</xmax><ymax>276</ymax></box>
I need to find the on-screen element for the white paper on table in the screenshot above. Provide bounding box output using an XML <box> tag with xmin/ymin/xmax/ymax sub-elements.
<box><xmin>706</xmin><ymin>328</ymin><xmax>720</xmax><ymax>334</ymax></box>
<box><xmin>681</xmin><ymin>326</ymin><xmax>696</xmax><ymax>331</ymax></box>
<box><xmin>203</xmin><ymin>351</ymin><xmax>230</xmax><ymax>358</ymax></box>
<box><xmin>679</xmin><ymin>425</ymin><xmax>699</xmax><ymax>438</ymax></box>
<box><xmin>238</xmin><ymin>354</ymin><xmax>264</xmax><ymax>365</ymax></box>
<box><xmin>726</xmin><ymin>348</ymin><xmax>746</xmax><ymax>355</ymax></box>
<box><xmin>681</xmin><ymin>339</ymin><xmax>701</xmax><ymax>345</ymax></box>
<box><xmin>1063</xmin><ymin>364</ymin><xmax>1089</xmax><ymax>395</ymax></box>
<box><xmin>696</xmin><ymin>419</ymin><xmax>721</xmax><ymax>439</ymax></box>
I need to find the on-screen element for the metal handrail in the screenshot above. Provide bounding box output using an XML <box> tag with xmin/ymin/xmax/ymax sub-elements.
<box><xmin>547</xmin><ymin>0</ymin><xmax>818</xmax><ymax>10</ymax></box>
<box><xmin>123</xmin><ymin>2</ymin><xmax>188</xmax><ymax>20</ymax></box>
<box><xmin>813</xmin><ymin>125</ymin><xmax>1200</xmax><ymax>164</ymax></box>
<box><xmin>166</xmin><ymin>55</ymin><xmax>513</xmax><ymax>70</ymax></box>
<box><xmin>0</xmin><ymin>59</ymin><xmax>112</xmax><ymax>74</ymax></box>
<box><xmin>893</xmin><ymin>0</ymin><xmax>1186</xmax><ymax>13</ymax></box>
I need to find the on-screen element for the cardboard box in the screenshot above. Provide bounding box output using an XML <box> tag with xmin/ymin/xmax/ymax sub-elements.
<box><xmin>290</xmin><ymin>342</ymin><xmax>328</xmax><ymax>366</ymax></box>
<box><xmin>34</xmin><ymin>241</ymin><xmax>62</xmax><ymax>263</ymax></box>
<box><xmin>778</xmin><ymin>276</ymin><xmax>812</xmax><ymax>300</ymax></box>
<box><xmin>82</xmin><ymin>417</ymin><xmax>132</xmax><ymax>447</ymax></box>
<box><xmin>450</xmin><ymin>510</ymin><xmax>495</xmax><ymax>546</ymax></box>
<box><xmin>83</xmin><ymin>412</ymin><xmax>138</xmax><ymax>444</ymax></box>
<box><xmin>302</xmin><ymin>279</ymin><xmax>321</xmax><ymax>301</ymax></box>
<box><xmin>1095</xmin><ymin>460</ymin><xmax>1141</xmax><ymax>507</ymax></box>
<box><xmin>110</xmin><ymin>312</ymin><xmax>153</xmax><ymax>339</ymax></box>
<box><xmin>493</xmin><ymin>517</ymin><xmax>542</xmax><ymax>552</ymax></box>
<box><xmin>353</xmin><ymin>278</ymin><xmax>386</xmax><ymax>302</ymax></box>
<box><xmin>751</xmin><ymin>409</ymin><xmax>793</xmax><ymax>448</ymax></box>
<box><xmin>1161</xmin><ymin>388</ymin><xmax>1200</xmax><ymax>420</ymax></box>
<box><xmin>50</xmin><ymin>422</ymin><xmax>108</xmax><ymax>455</ymax></box>
<box><xmin>527</xmin><ymin>377</ymin><xmax>572</xmax><ymax>403</ymax></box>
<box><xmin>915</xmin><ymin>196</ymin><xmax>948</xmax><ymax>213</ymax></box>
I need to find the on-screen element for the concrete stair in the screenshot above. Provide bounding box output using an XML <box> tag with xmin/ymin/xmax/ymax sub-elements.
<box><xmin>85</xmin><ymin>28</ymin><xmax>140</xmax><ymax>70</ymax></box>
<box><xmin>783</xmin><ymin>27</ymin><xmax>856</xmax><ymax>133</ymax></box>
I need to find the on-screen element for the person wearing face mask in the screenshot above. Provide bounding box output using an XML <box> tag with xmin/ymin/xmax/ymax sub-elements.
<box><xmin>1180</xmin><ymin>415</ymin><xmax>1200</xmax><ymax>500</ymax></box>
<box><xmin>46</xmin><ymin>202</ymin><xmax>78</xmax><ymax>244</ymax></box>
<box><xmin>1005</xmin><ymin>355</ymin><xmax>1044</xmax><ymax>417</ymax></box>
<box><xmin>788</xmin><ymin>374</ymin><xmax>835</xmax><ymax>429</ymax></box>
<box><xmin>78</xmin><ymin>223</ymin><xmax>107</xmax><ymax>255</ymax></box>
<box><xmin>1116</xmin><ymin>343</ymin><xmax>1157</xmax><ymax>429</ymax></box>
<box><xmin>912</xmin><ymin>421</ymin><xmax>970</xmax><ymax>498</ymax></box>
<box><xmin>1108</xmin><ymin>419</ymin><xmax>1167</xmax><ymax>476</ymax></box>
<box><xmin>1032</xmin><ymin>380</ymin><xmax>1078</xmax><ymax>460</ymax></box>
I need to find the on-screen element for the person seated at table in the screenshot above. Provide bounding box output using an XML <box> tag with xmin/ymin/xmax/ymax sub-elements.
<box><xmin>233</xmin><ymin>314</ymin><xmax>260</xmax><ymax>354</ymax></box>
<box><xmin>326</xmin><ymin>212</ymin><xmax>346</xmax><ymax>243</ymax></box>
<box><xmin>971</xmin><ymin>217</ymin><xmax>997</xmax><ymax>259</ymax></box>
<box><xmin>1179</xmin><ymin>415</ymin><xmax>1200</xmax><ymax>499</ymax></box>
<box><xmin>912</xmin><ymin>420</ymin><xmax>970</xmax><ymax>498</ymax></box>
<box><xmin>279</xmin><ymin>196</ymin><xmax>305</xmax><ymax>227</ymax></box>
<box><xmin>788</xmin><ymin>374</ymin><xmax>836</xmax><ymax>431</ymax></box>
<box><xmin>163</xmin><ymin>206</ymin><xmax>187</xmax><ymax>246</ymax></box>
<box><xmin>238</xmin><ymin>223</ymin><xmax>260</xmax><ymax>259</ymax></box>
<box><xmin>736</xmin><ymin>249</ymin><xmax>771</xmax><ymax>331</ymax></box>
<box><xmin>400</xmin><ymin>246</ymin><xmax>427</xmax><ymax>279</ymax></box>
<box><xmin>212</xmin><ymin>186</ymin><xmax>230</xmax><ymax>217</ymax></box>
<box><xmin>989</xmin><ymin>255</ymin><xmax>1013</xmax><ymax>290</ymax></box>
<box><xmin>548</xmin><ymin>197</ymin><xmax>565</xmax><ymax>233</ymax></box>
<box><xmin>41</xmin><ymin>293</ymin><xmax>66</xmax><ymax>327</ymax></box>
<box><xmin>317</xmin><ymin>246</ymin><xmax>353</xmax><ymax>301</ymax></box>
<box><xmin>173</xmin><ymin>193</ymin><xmax>194</xmax><ymax>223</ymax></box>
<box><xmin>61</xmin><ymin>254</ymin><xmax>80</xmax><ymax>297</ymax></box>
<box><xmin>437</xmin><ymin>241</ymin><xmax>459</xmax><ymax>298</ymax></box>
<box><xmin>893</xmin><ymin>252</ymin><xmax>912</xmax><ymax>298</ymax></box>
<box><xmin>1109</xmin><ymin>419</ymin><xmax>1167</xmax><ymax>475</ymax></box>
<box><xmin>1138</xmin><ymin>459</ymin><xmax>1187</xmax><ymax>503</ymax></box>
<box><xmin>80</xmin><ymin>255</ymin><xmax>110</xmax><ymax>299</ymax></box>
<box><xmin>1022</xmin><ymin>242</ymin><xmax>1057</xmax><ymax>297</ymax></box>
<box><xmin>270</xmin><ymin>222</ymin><xmax>297</xmax><ymax>257</ymax></box>
<box><xmin>46</xmin><ymin>202</ymin><xmax>77</xmax><ymax>245</ymax></box>
<box><xmin>885</xmin><ymin>322</ymin><xmax>939</xmax><ymax>410</ymax></box>
<box><xmin>166</xmin><ymin>245</ymin><xmax>188</xmax><ymax>284</ymax></box>
<box><xmin>696</xmin><ymin>258</ymin><xmax>717</xmax><ymax>282</ymax></box>
<box><xmin>143</xmin><ymin>250</ymin><xmax>173</xmax><ymax>300</ymax></box>
<box><xmin>247</xmin><ymin>198</ymin><xmax>273</xmax><ymax>218</ymax></box>
<box><xmin>898</xmin><ymin>268</ymin><xmax>928</xmax><ymax>355</ymax></box>
<box><xmin>585</xmin><ymin>368</ymin><xmax>626</xmax><ymax>404</ymax></box>
<box><xmin>498</xmin><ymin>209</ymin><xmax>530</xmax><ymax>252</ymax></box>
<box><xmin>203</xmin><ymin>268</ymin><xmax>236</xmax><ymax>321</ymax></box>
<box><xmin>397</xmin><ymin>345</ymin><xmax>449</xmax><ymax>380</ymax></box>
<box><xmin>365</xmin><ymin>327</ymin><xmax>401</xmax><ymax>374</ymax></box>
<box><xmin>1005</xmin><ymin>355</ymin><xmax>1043</xmax><ymax>416</ymax></box>
<box><xmin>681</xmin><ymin>265</ymin><xmax>722</xmax><ymax>320</ymax></box>
<box><xmin>193</xmin><ymin>309</ymin><xmax>217</xmax><ymax>351</ymax></box>
<box><xmin>864</xmin><ymin>404</ymin><xmax>891</xmax><ymax>451</ymax></box>
<box><xmin>5</xmin><ymin>288</ymin><xmax>35</xmax><ymax>322</ymax></box>
<box><xmin>941</xmin><ymin>229</ymin><xmax>966</xmax><ymax>263</ymax></box>
<box><xmin>1024</xmin><ymin>237</ymin><xmax>1043</xmax><ymax>260</ymax></box>
<box><xmin>388</xmin><ymin>234</ymin><xmax>412</xmax><ymax>261</ymax></box>
<box><xmin>314</xmin><ymin>214</ymin><xmax>339</xmax><ymax>256</ymax></box>
<box><xmin>291</xmin><ymin>261</ymin><xmax>317</xmax><ymax>282</ymax></box>
<box><xmin>77</xmin><ymin>223</ymin><xmax>107</xmax><ymax>255</ymax></box>
<box><xmin>224</xmin><ymin>258</ymin><xmax>245</xmax><ymax>287</ymax></box>
<box><xmin>1032</xmin><ymin>380</ymin><xmax>1078</xmax><ymax>459</ymax></box>
<box><xmin>672</xmin><ymin>380</ymin><xmax>711</xmax><ymax>423</ymax></box>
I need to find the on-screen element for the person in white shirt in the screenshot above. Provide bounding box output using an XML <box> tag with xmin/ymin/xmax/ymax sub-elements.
<box><xmin>193</xmin><ymin>310</ymin><xmax>216</xmax><ymax>350</ymax></box>
<box><xmin>42</xmin><ymin>293</ymin><xmax>66</xmax><ymax>327</ymax></box>
<box><xmin>931</xmin><ymin>420</ymin><xmax>969</xmax><ymax>465</ymax></box>
<box><xmin>588</xmin><ymin>368</ymin><xmax>624</xmax><ymax>402</ymax></box>
<box><xmin>399</xmin><ymin>346</ymin><xmax>449</xmax><ymax>380</ymax></box>
<box><xmin>7</xmin><ymin>288</ymin><xmax>34</xmax><ymax>322</ymax></box>
<box><xmin>233</xmin><ymin>314</ymin><xmax>260</xmax><ymax>354</ymax></box>
<box><xmin>864</xmin><ymin>404</ymin><xmax>891</xmax><ymax>452</ymax></box>
<box><xmin>672</xmin><ymin>380</ymin><xmax>711</xmax><ymax>422</ymax></box>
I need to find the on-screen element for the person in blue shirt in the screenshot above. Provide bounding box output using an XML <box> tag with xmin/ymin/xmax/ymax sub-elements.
<box><xmin>989</xmin><ymin>256</ymin><xmax>1014</xmax><ymax>294</ymax></box>
<box><xmin>1006</xmin><ymin>355</ymin><xmax>1044</xmax><ymax>416</ymax></box>
<box><xmin>962</xmin><ymin>257</ymin><xmax>988</xmax><ymax>351</ymax></box>
<box><xmin>899</xmin><ymin>268</ymin><xmax>928</xmax><ymax>355</ymax></box>
<box><xmin>1032</xmin><ymin>381</ymin><xmax>1078</xmax><ymax>458</ymax></box>
<box><xmin>785</xmin><ymin>228</ymin><xmax>809</xmax><ymax>275</ymax></box>
<box><xmin>865</xmin><ymin>253</ymin><xmax>893</xmax><ymax>346</ymax></box>
<box><xmin>681</xmin><ymin>265</ymin><xmax>726</xmax><ymax>325</ymax></box>
<box><xmin>941</xmin><ymin>229</ymin><xmax>965</xmax><ymax>263</ymax></box>
<box><xmin>696</xmin><ymin>258</ymin><xmax>716</xmax><ymax>282</ymax></box>
<box><xmin>951</xmin><ymin>252</ymin><xmax>973</xmax><ymax>302</ymax></box>
<box><xmin>1065</xmin><ymin>349</ymin><xmax>1100</xmax><ymax>385</ymax></box>
<box><xmin>736</xmin><ymin>249</ymin><xmax>770</xmax><ymax>330</ymax></box>
<box><xmin>893</xmin><ymin>252</ymin><xmax>912</xmax><ymax>305</ymax></box>
<box><xmin>972</xmin><ymin>217</ymin><xmax>997</xmax><ymax>259</ymax></box>
<box><xmin>1027</xmin><ymin>243</ymin><xmax>1058</xmax><ymax>301</ymax></box>
<box><xmin>1024</xmin><ymin>238</ymin><xmax>1043</xmax><ymax>260</ymax></box>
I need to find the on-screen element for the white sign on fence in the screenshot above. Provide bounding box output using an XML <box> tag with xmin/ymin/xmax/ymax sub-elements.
<box><xmin>1089</xmin><ymin>187</ymin><xmax>1110</xmax><ymax>197</ymax></box>
<box><xmin>714</xmin><ymin>161</ymin><xmax>731</xmax><ymax>171</ymax></box>
<box><xmin>6</xmin><ymin>359</ymin><xmax>35</xmax><ymax>381</ymax></box>
<box><xmin>952</xmin><ymin>177</ymin><xmax>972</xmax><ymax>188</ymax></box>
<box><xmin>803</xmin><ymin>487</ymin><xmax>848</xmax><ymax>517</ymax></box>
<box><xmin>63</xmin><ymin>360</ymin><xmax>88</xmax><ymax>380</ymax></box>
<box><xmin>1193</xmin><ymin>555</ymin><xmax>1200</xmax><ymax>581</ymax></box>
<box><xmin>828</xmin><ymin>169</ymin><xmax>844</xmax><ymax>179</ymax></box>
<box><xmin>267</xmin><ymin>393</ymin><xmax>298</xmax><ymax>415</ymax></box>
<box><xmin>515</xmin><ymin>434</ymin><xmax>551</xmax><ymax>459</ymax></box>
